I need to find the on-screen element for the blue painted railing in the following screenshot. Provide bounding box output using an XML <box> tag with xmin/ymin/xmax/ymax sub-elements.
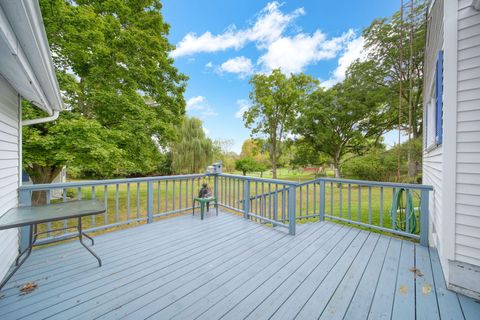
<box><xmin>18</xmin><ymin>173</ymin><xmax>433</xmax><ymax>246</ymax></box>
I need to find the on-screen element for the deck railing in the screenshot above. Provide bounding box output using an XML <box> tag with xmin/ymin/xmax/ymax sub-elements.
<box><xmin>18</xmin><ymin>172</ymin><xmax>433</xmax><ymax>246</ymax></box>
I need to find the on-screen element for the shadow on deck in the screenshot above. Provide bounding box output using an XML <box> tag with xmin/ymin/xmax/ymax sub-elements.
<box><xmin>0</xmin><ymin>210</ymin><xmax>478</xmax><ymax>320</ymax></box>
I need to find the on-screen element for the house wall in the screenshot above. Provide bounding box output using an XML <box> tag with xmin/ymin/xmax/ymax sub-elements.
<box><xmin>0</xmin><ymin>75</ymin><xmax>20</xmax><ymax>282</ymax></box>
<box><xmin>448</xmin><ymin>0</ymin><xmax>480</xmax><ymax>298</ymax></box>
<box><xmin>423</xmin><ymin>0</ymin><xmax>445</xmax><ymax>262</ymax></box>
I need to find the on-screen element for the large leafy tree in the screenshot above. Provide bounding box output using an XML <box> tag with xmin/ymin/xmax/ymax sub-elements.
<box><xmin>171</xmin><ymin>117</ymin><xmax>213</xmax><ymax>174</ymax></box>
<box><xmin>244</xmin><ymin>69</ymin><xmax>318</xmax><ymax>179</ymax></box>
<box><xmin>355</xmin><ymin>0</ymin><xmax>427</xmax><ymax>176</ymax></box>
<box><xmin>294</xmin><ymin>79</ymin><xmax>385</xmax><ymax>178</ymax></box>
<box><xmin>23</xmin><ymin>0</ymin><xmax>187</xmax><ymax>189</ymax></box>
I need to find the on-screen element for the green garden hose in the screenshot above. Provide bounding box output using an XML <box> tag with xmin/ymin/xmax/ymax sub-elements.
<box><xmin>390</xmin><ymin>188</ymin><xmax>417</xmax><ymax>233</ymax></box>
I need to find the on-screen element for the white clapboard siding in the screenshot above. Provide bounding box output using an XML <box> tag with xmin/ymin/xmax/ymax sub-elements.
<box><xmin>423</xmin><ymin>0</ymin><xmax>444</xmax><ymax>251</ymax></box>
<box><xmin>0</xmin><ymin>75</ymin><xmax>19</xmax><ymax>283</ymax></box>
<box><xmin>455</xmin><ymin>1</ymin><xmax>480</xmax><ymax>265</ymax></box>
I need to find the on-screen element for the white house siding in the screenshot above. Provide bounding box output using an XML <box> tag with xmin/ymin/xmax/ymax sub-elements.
<box><xmin>423</xmin><ymin>0</ymin><xmax>444</xmax><ymax>253</ymax></box>
<box><xmin>0</xmin><ymin>75</ymin><xmax>19</xmax><ymax>282</ymax></box>
<box><xmin>455</xmin><ymin>0</ymin><xmax>480</xmax><ymax>267</ymax></box>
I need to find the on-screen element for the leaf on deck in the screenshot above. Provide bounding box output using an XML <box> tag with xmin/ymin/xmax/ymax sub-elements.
<box><xmin>409</xmin><ymin>267</ymin><xmax>423</xmax><ymax>277</ymax></box>
<box><xmin>422</xmin><ymin>283</ymin><xmax>432</xmax><ymax>295</ymax></box>
<box><xmin>19</xmin><ymin>282</ymin><xmax>38</xmax><ymax>295</ymax></box>
<box><xmin>399</xmin><ymin>284</ymin><xmax>408</xmax><ymax>294</ymax></box>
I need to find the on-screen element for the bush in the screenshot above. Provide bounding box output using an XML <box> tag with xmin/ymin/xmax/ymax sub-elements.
<box><xmin>342</xmin><ymin>150</ymin><xmax>397</xmax><ymax>181</ymax></box>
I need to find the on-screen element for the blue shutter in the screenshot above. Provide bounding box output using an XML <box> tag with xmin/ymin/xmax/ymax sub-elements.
<box><xmin>435</xmin><ymin>50</ymin><xmax>443</xmax><ymax>145</ymax></box>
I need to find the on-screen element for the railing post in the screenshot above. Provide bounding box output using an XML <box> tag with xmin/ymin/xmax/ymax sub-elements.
<box><xmin>420</xmin><ymin>189</ymin><xmax>430</xmax><ymax>246</ymax></box>
<box><xmin>243</xmin><ymin>179</ymin><xmax>250</xmax><ymax>219</ymax></box>
<box><xmin>18</xmin><ymin>188</ymin><xmax>32</xmax><ymax>252</ymax></box>
<box><xmin>288</xmin><ymin>186</ymin><xmax>296</xmax><ymax>235</ymax></box>
<box><xmin>319</xmin><ymin>180</ymin><xmax>326</xmax><ymax>221</ymax></box>
<box><xmin>214</xmin><ymin>174</ymin><xmax>219</xmax><ymax>203</ymax></box>
<box><xmin>147</xmin><ymin>181</ymin><xmax>153</xmax><ymax>223</ymax></box>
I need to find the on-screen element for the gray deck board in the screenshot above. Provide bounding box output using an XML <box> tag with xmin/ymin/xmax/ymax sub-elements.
<box><xmin>0</xmin><ymin>211</ymin><xmax>478</xmax><ymax>320</ymax></box>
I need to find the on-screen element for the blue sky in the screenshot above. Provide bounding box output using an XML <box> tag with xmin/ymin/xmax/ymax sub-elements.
<box><xmin>162</xmin><ymin>1</ymin><xmax>400</xmax><ymax>153</ymax></box>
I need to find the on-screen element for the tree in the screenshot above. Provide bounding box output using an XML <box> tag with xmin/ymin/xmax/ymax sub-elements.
<box><xmin>212</xmin><ymin>139</ymin><xmax>237</xmax><ymax>172</ymax></box>
<box><xmin>294</xmin><ymin>80</ymin><xmax>384</xmax><ymax>178</ymax></box>
<box><xmin>235</xmin><ymin>157</ymin><xmax>260</xmax><ymax>176</ymax></box>
<box><xmin>244</xmin><ymin>69</ymin><xmax>318</xmax><ymax>179</ymax></box>
<box><xmin>357</xmin><ymin>0</ymin><xmax>427</xmax><ymax>176</ymax></box>
<box><xmin>23</xmin><ymin>0</ymin><xmax>187</xmax><ymax>192</ymax></box>
<box><xmin>171</xmin><ymin>117</ymin><xmax>213</xmax><ymax>173</ymax></box>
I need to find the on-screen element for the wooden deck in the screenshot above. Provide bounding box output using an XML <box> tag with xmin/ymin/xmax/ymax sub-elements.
<box><xmin>0</xmin><ymin>211</ymin><xmax>478</xmax><ymax>320</ymax></box>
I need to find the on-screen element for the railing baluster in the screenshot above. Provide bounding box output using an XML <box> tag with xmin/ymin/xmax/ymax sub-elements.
<box><xmin>306</xmin><ymin>184</ymin><xmax>309</xmax><ymax>217</ymax></box>
<box><xmin>319</xmin><ymin>180</ymin><xmax>325</xmax><ymax>221</ymax></box>
<box><xmin>165</xmin><ymin>180</ymin><xmax>169</xmax><ymax>212</ymax></box>
<box><xmin>348</xmin><ymin>184</ymin><xmax>351</xmax><ymax>220</ymax></box>
<box><xmin>330</xmin><ymin>182</ymin><xmax>333</xmax><ymax>216</ymax></box>
<box><xmin>268</xmin><ymin>183</ymin><xmax>272</xmax><ymax>219</ymax></box>
<box><xmin>46</xmin><ymin>190</ymin><xmax>51</xmax><ymax>238</ymax></box>
<box><xmin>127</xmin><ymin>183</ymin><xmax>131</xmax><ymax>221</ymax></box>
<box><xmin>299</xmin><ymin>185</ymin><xmax>303</xmax><ymax>217</ymax></box>
<box><xmin>91</xmin><ymin>186</ymin><xmax>96</xmax><ymax>227</ymax></box>
<box><xmin>63</xmin><ymin>188</ymin><xmax>67</xmax><ymax>231</ymax></box>
<box><xmin>282</xmin><ymin>185</ymin><xmax>286</xmax><ymax>220</ymax></box>
<box><xmin>392</xmin><ymin>188</ymin><xmax>396</xmax><ymax>230</ymax></box>
<box><xmin>179</xmin><ymin>179</ymin><xmax>182</xmax><ymax>210</ymax></box>
<box><xmin>115</xmin><ymin>184</ymin><xmax>119</xmax><ymax>223</ymax></box>
<box><xmin>172</xmin><ymin>180</ymin><xmax>176</xmax><ymax>211</ymax></box>
<box><xmin>313</xmin><ymin>182</ymin><xmax>317</xmax><ymax>215</ymax></box>
<box><xmin>104</xmin><ymin>185</ymin><xmax>108</xmax><ymax>224</ymax></box>
<box><xmin>77</xmin><ymin>187</ymin><xmax>82</xmax><ymax>200</ymax></box>
<box><xmin>368</xmin><ymin>186</ymin><xmax>372</xmax><ymax>225</ymax></box>
<box><xmin>136</xmin><ymin>182</ymin><xmax>140</xmax><ymax>219</ymax></box>
<box><xmin>358</xmin><ymin>185</ymin><xmax>361</xmax><ymax>222</ymax></box>
<box><xmin>157</xmin><ymin>182</ymin><xmax>161</xmax><ymax>214</ymax></box>
<box><xmin>185</xmin><ymin>179</ymin><xmax>188</xmax><ymax>209</ymax></box>
<box><xmin>380</xmin><ymin>187</ymin><xmax>384</xmax><ymax>227</ymax></box>
<box><xmin>405</xmin><ymin>188</ymin><xmax>410</xmax><ymax>233</ymax></box>
<box><xmin>420</xmin><ymin>189</ymin><xmax>429</xmax><ymax>246</ymax></box>
<box><xmin>339</xmin><ymin>183</ymin><xmax>343</xmax><ymax>219</ymax></box>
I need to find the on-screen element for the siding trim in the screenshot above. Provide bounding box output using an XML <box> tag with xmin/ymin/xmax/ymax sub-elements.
<box><xmin>442</xmin><ymin>0</ymin><xmax>458</xmax><ymax>265</ymax></box>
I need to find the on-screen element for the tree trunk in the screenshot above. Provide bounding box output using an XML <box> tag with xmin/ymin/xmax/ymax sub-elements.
<box><xmin>25</xmin><ymin>164</ymin><xmax>63</xmax><ymax>205</ymax></box>
<box><xmin>333</xmin><ymin>163</ymin><xmax>341</xmax><ymax>178</ymax></box>
<box><xmin>270</xmin><ymin>141</ymin><xmax>277</xmax><ymax>179</ymax></box>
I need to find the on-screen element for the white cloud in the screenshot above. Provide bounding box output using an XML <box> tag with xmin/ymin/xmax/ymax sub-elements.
<box><xmin>235</xmin><ymin>99</ymin><xmax>250</xmax><ymax>119</ymax></box>
<box><xmin>321</xmin><ymin>36</ymin><xmax>366</xmax><ymax>88</ymax></box>
<box><xmin>186</xmin><ymin>96</ymin><xmax>206</xmax><ymax>110</ymax></box>
<box><xmin>219</xmin><ymin>56</ymin><xmax>253</xmax><ymax>78</ymax></box>
<box><xmin>205</xmin><ymin>61</ymin><xmax>213</xmax><ymax>68</ymax></box>
<box><xmin>171</xmin><ymin>2</ymin><xmax>304</xmax><ymax>58</ymax></box>
<box><xmin>258</xmin><ymin>29</ymin><xmax>355</xmax><ymax>74</ymax></box>
<box><xmin>185</xmin><ymin>96</ymin><xmax>218</xmax><ymax>118</ymax></box>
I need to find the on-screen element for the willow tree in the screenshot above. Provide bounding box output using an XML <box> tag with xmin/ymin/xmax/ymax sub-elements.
<box><xmin>172</xmin><ymin>117</ymin><xmax>213</xmax><ymax>173</ymax></box>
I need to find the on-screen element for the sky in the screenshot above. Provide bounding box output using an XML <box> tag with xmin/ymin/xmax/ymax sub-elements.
<box><xmin>162</xmin><ymin>1</ymin><xmax>400</xmax><ymax>154</ymax></box>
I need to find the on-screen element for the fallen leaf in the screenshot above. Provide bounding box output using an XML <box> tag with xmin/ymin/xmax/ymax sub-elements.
<box><xmin>422</xmin><ymin>283</ymin><xmax>432</xmax><ymax>295</ymax></box>
<box><xmin>19</xmin><ymin>282</ymin><xmax>38</xmax><ymax>295</ymax></box>
<box><xmin>399</xmin><ymin>285</ymin><xmax>408</xmax><ymax>294</ymax></box>
<box><xmin>409</xmin><ymin>267</ymin><xmax>424</xmax><ymax>277</ymax></box>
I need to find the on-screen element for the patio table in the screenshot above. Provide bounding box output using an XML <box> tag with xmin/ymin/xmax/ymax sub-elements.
<box><xmin>0</xmin><ymin>199</ymin><xmax>105</xmax><ymax>291</ymax></box>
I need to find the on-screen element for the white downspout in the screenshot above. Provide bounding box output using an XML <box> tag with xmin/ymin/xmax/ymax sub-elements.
<box><xmin>22</xmin><ymin>110</ymin><xmax>59</xmax><ymax>126</ymax></box>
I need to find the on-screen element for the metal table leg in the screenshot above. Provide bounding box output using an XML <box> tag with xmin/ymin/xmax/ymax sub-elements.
<box><xmin>0</xmin><ymin>224</ymin><xmax>33</xmax><ymax>291</ymax></box>
<box><xmin>78</xmin><ymin>217</ymin><xmax>102</xmax><ymax>267</ymax></box>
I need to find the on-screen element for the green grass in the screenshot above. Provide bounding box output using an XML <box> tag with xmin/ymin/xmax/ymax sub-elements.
<box><xmin>36</xmin><ymin>170</ymin><xmax>421</xmax><ymax>243</ymax></box>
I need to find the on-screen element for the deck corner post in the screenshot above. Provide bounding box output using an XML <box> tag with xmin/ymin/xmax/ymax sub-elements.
<box><xmin>288</xmin><ymin>186</ymin><xmax>296</xmax><ymax>235</ymax></box>
<box><xmin>147</xmin><ymin>181</ymin><xmax>154</xmax><ymax>223</ymax></box>
<box><xmin>420</xmin><ymin>189</ymin><xmax>430</xmax><ymax>246</ymax></box>
<box><xmin>319</xmin><ymin>180</ymin><xmax>326</xmax><ymax>221</ymax></box>
<box><xmin>243</xmin><ymin>179</ymin><xmax>250</xmax><ymax>219</ymax></box>
<box><xmin>18</xmin><ymin>188</ymin><xmax>32</xmax><ymax>252</ymax></box>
